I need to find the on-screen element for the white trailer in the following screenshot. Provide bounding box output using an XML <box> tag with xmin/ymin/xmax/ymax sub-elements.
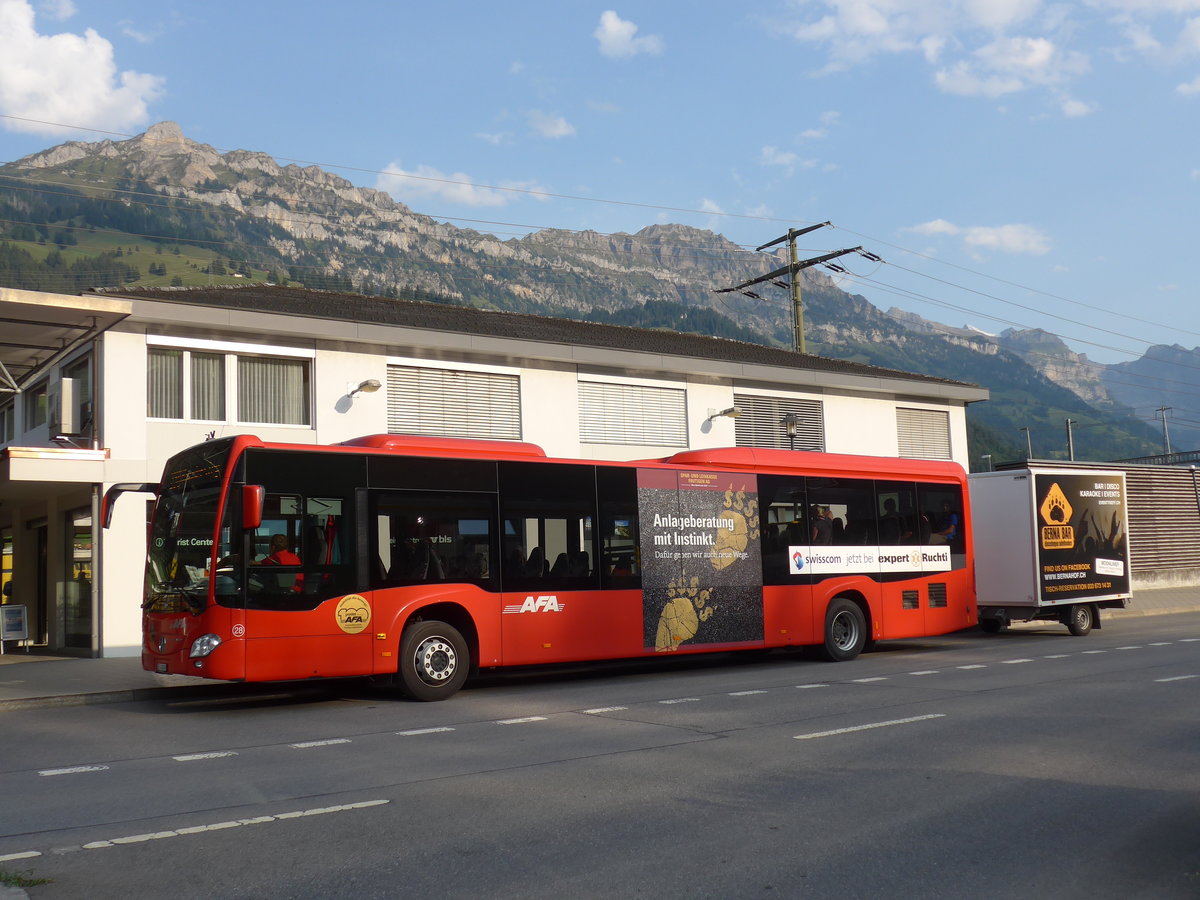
<box><xmin>969</xmin><ymin>466</ymin><xmax>1132</xmax><ymax>635</ymax></box>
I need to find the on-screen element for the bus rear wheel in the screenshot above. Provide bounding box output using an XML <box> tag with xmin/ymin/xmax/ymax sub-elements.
<box><xmin>818</xmin><ymin>597</ymin><xmax>866</xmax><ymax>662</ymax></box>
<box><xmin>399</xmin><ymin>620</ymin><xmax>469</xmax><ymax>701</ymax></box>
<box><xmin>1065</xmin><ymin>604</ymin><xmax>1094</xmax><ymax>637</ymax></box>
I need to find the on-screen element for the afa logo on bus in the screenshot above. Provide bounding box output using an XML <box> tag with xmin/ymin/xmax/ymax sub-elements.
<box><xmin>502</xmin><ymin>595</ymin><xmax>567</xmax><ymax>614</ymax></box>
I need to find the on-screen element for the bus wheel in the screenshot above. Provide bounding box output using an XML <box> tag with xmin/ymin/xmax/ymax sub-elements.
<box><xmin>1065</xmin><ymin>604</ymin><xmax>1094</xmax><ymax>637</ymax></box>
<box><xmin>819</xmin><ymin>598</ymin><xmax>866</xmax><ymax>662</ymax></box>
<box><xmin>399</xmin><ymin>620</ymin><xmax>469</xmax><ymax>701</ymax></box>
<box><xmin>979</xmin><ymin>617</ymin><xmax>1005</xmax><ymax>634</ymax></box>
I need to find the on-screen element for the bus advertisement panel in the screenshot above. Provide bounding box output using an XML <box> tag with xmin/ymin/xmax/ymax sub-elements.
<box><xmin>1034</xmin><ymin>471</ymin><xmax>1130</xmax><ymax>603</ymax></box>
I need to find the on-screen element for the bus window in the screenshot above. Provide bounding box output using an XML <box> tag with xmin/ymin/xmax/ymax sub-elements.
<box><xmin>597</xmin><ymin>466</ymin><xmax>640</xmax><ymax>589</ymax></box>
<box><xmin>757</xmin><ymin>475</ymin><xmax>807</xmax><ymax>584</ymax></box>
<box><xmin>875</xmin><ymin>481</ymin><xmax>918</xmax><ymax>545</ymax></box>
<box><xmin>917</xmin><ymin>484</ymin><xmax>966</xmax><ymax>562</ymax></box>
<box><xmin>246</xmin><ymin>494</ymin><xmax>352</xmax><ymax>610</ymax></box>
<box><xmin>806</xmin><ymin>477</ymin><xmax>878</xmax><ymax>547</ymax></box>
<box><xmin>372</xmin><ymin>491</ymin><xmax>497</xmax><ymax>589</ymax></box>
<box><xmin>499</xmin><ymin>462</ymin><xmax>599</xmax><ymax>592</ymax></box>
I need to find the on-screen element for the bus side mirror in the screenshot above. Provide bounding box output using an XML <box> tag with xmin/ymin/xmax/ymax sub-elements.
<box><xmin>101</xmin><ymin>483</ymin><xmax>159</xmax><ymax>529</ymax></box>
<box><xmin>243</xmin><ymin>485</ymin><xmax>265</xmax><ymax>530</ymax></box>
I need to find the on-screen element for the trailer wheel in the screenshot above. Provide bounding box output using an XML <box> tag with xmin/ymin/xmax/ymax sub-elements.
<box><xmin>818</xmin><ymin>597</ymin><xmax>866</xmax><ymax>661</ymax></box>
<box><xmin>979</xmin><ymin>618</ymin><xmax>1005</xmax><ymax>634</ymax></box>
<box><xmin>1065</xmin><ymin>604</ymin><xmax>1094</xmax><ymax>637</ymax></box>
<box><xmin>399</xmin><ymin>620</ymin><xmax>469</xmax><ymax>701</ymax></box>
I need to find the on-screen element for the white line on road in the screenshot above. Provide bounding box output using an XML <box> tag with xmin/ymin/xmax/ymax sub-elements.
<box><xmin>80</xmin><ymin>801</ymin><xmax>389</xmax><ymax>850</ymax></box>
<box><xmin>495</xmin><ymin>716</ymin><xmax>548</xmax><ymax>724</ymax></box>
<box><xmin>729</xmin><ymin>690</ymin><xmax>769</xmax><ymax>696</ymax></box>
<box><xmin>796</xmin><ymin>684</ymin><xmax>829</xmax><ymax>689</ymax></box>
<box><xmin>795</xmin><ymin>713</ymin><xmax>946</xmax><ymax>741</ymax></box>
<box><xmin>1082</xmin><ymin>650</ymin><xmax>1107</xmax><ymax>654</ymax></box>
<box><xmin>658</xmin><ymin>698</ymin><xmax>699</xmax><ymax>705</ymax></box>
<box><xmin>581</xmin><ymin>706</ymin><xmax>628</xmax><ymax>714</ymax></box>
<box><xmin>1180</xmin><ymin>638</ymin><xmax>1200</xmax><ymax>643</ymax></box>
<box><xmin>852</xmin><ymin>677</ymin><xmax>888</xmax><ymax>683</ymax></box>
<box><xmin>0</xmin><ymin>851</ymin><xmax>40</xmax><ymax>862</ymax></box>
<box><xmin>1002</xmin><ymin>659</ymin><xmax>1034</xmax><ymax>664</ymax></box>
<box><xmin>1148</xmin><ymin>642</ymin><xmax>1173</xmax><ymax>646</ymax></box>
<box><xmin>1116</xmin><ymin>646</ymin><xmax>1142</xmax><ymax>650</ymax></box>
<box><xmin>173</xmin><ymin>751</ymin><xmax>238</xmax><ymax>762</ymax></box>
<box><xmin>396</xmin><ymin>727</ymin><xmax>456</xmax><ymax>736</ymax></box>
<box><xmin>957</xmin><ymin>664</ymin><xmax>987</xmax><ymax>669</ymax></box>
<box><xmin>1043</xmin><ymin>654</ymin><xmax>1070</xmax><ymax>659</ymax></box>
<box><xmin>909</xmin><ymin>670</ymin><xmax>939</xmax><ymax>676</ymax></box>
<box><xmin>38</xmin><ymin>765</ymin><xmax>109</xmax><ymax>777</ymax></box>
<box><xmin>1155</xmin><ymin>675</ymin><xmax>1198</xmax><ymax>683</ymax></box>
<box><xmin>289</xmin><ymin>738</ymin><xmax>351</xmax><ymax>748</ymax></box>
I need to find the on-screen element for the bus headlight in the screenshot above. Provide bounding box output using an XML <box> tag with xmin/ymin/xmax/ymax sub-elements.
<box><xmin>189</xmin><ymin>633</ymin><xmax>223</xmax><ymax>658</ymax></box>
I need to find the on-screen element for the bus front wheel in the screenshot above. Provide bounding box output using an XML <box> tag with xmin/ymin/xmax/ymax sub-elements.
<box><xmin>399</xmin><ymin>620</ymin><xmax>470</xmax><ymax>701</ymax></box>
<box><xmin>818</xmin><ymin>598</ymin><xmax>866</xmax><ymax>662</ymax></box>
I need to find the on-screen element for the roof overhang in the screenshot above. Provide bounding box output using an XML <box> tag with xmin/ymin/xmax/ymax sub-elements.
<box><xmin>0</xmin><ymin>288</ymin><xmax>131</xmax><ymax>394</ymax></box>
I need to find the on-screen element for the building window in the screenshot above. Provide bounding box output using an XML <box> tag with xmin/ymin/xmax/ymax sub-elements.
<box><xmin>148</xmin><ymin>348</ymin><xmax>308</xmax><ymax>426</ymax></box>
<box><xmin>733</xmin><ymin>394</ymin><xmax>825</xmax><ymax>451</ymax></box>
<box><xmin>578</xmin><ymin>380</ymin><xmax>687</xmax><ymax>447</ymax></box>
<box><xmin>387</xmin><ymin>365</ymin><xmax>521</xmax><ymax>440</ymax></box>
<box><xmin>897</xmin><ymin>407</ymin><xmax>951</xmax><ymax>459</ymax></box>
<box><xmin>24</xmin><ymin>381</ymin><xmax>47</xmax><ymax>431</ymax></box>
<box><xmin>0</xmin><ymin>402</ymin><xmax>14</xmax><ymax>444</ymax></box>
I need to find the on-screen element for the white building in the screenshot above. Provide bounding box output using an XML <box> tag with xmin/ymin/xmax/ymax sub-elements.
<box><xmin>0</xmin><ymin>284</ymin><xmax>987</xmax><ymax>657</ymax></box>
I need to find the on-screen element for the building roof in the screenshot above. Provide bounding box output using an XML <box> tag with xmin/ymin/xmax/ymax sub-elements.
<box><xmin>96</xmin><ymin>284</ymin><xmax>981</xmax><ymax>396</ymax></box>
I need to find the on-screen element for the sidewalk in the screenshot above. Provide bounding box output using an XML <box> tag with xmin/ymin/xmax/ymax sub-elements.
<box><xmin>2</xmin><ymin>585</ymin><xmax>1198</xmax><ymax>711</ymax></box>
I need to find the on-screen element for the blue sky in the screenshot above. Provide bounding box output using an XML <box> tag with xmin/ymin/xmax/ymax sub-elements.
<box><xmin>1</xmin><ymin>0</ymin><xmax>1199</xmax><ymax>368</ymax></box>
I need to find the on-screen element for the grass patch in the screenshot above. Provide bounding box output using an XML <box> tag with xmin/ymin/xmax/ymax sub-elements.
<box><xmin>0</xmin><ymin>867</ymin><xmax>51</xmax><ymax>887</ymax></box>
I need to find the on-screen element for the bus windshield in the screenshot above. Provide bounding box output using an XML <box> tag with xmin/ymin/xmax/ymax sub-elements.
<box><xmin>145</xmin><ymin>438</ymin><xmax>235</xmax><ymax>614</ymax></box>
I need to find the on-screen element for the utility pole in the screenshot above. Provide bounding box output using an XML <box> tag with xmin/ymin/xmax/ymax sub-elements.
<box><xmin>1020</xmin><ymin>426</ymin><xmax>1033</xmax><ymax>460</ymax></box>
<box><xmin>1156</xmin><ymin>406</ymin><xmax>1173</xmax><ymax>455</ymax></box>
<box><xmin>714</xmin><ymin>222</ymin><xmax>862</xmax><ymax>354</ymax></box>
<box><xmin>1065</xmin><ymin>418</ymin><xmax>1076</xmax><ymax>462</ymax></box>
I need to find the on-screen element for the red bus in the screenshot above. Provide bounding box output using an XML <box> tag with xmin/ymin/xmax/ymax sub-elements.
<box><xmin>107</xmin><ymin>433</ymin><xmax>976</xmax><ymax>700</ymax></box>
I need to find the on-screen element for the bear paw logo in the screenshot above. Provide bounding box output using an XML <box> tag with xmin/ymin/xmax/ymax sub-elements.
<box><xmin>709</xmin><ymin>489</ymin><xmax>759</xmax><ymax>571</ymax></box>
<box><xmin>655</xmin><ymin>576</ymin><xmax>715</xmax><ymax>652</ymax></box>
<box><xmin>1040</xmin><ymin>483</ymin><xmax>1073</xmax><ymax>525</ymax></box>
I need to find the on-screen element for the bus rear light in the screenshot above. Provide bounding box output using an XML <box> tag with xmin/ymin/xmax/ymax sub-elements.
<box><xmin>189</xmin><ymin>633</ymin><xmax>222</xmax><ymax>658</ymax></box>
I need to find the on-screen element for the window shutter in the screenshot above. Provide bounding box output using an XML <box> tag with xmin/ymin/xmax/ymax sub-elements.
<box><xmin>578</xmin><ymin>381</ymin><xmax>687</xmax><ymax>446</ymax></box>
<box><xmin>732</xmin><ymin>394</ymin><xmax>824</xmax><ymax>451</ymax></box>
<box><xmin>387</xmin><ymin>365</ymin><xmax>522</xmax><ymax>440</ymax></box>
<box><xmin>896</xmin><ymin>407</ymin><xmax>951</xmax><ymax>459</ymax></box>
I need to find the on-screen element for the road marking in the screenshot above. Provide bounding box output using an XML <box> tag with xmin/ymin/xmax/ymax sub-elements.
<box><xmin>290</xmin><ymin>738</ymin><xmax>351</xmax><ymax>748</ymax></box>
<box><xmin>1148</xmin><ymin>642</ymin><xmax>1172</xmax><ymax>646</ymax></box>
<box><xmin>957</xmin><ymin>664</ymin><xmax>987</xmax><ymax>669</ymax></box>
<box><xmin>1082</xmin><ymin>650</ymin><xmax>1107</xmax><ymax>654</ymax></box>
<box><xmin>1116</xmin><ymin>646</ymin><xmax>1142</xmax><ymax>650</ymax></box>
<box><xmin>795</xmin><ymin>713</ymin><xmax>946</xmax><ymax>741</ymax></box>
<box><xmin>0</xmin><ymin>851</ymin><xmax>40</xmax><ymax>862</ymax></box>
<box><xmin>1155</xmin><ymin>675</ymin><xmax>1198</xmax><ymax>683</ymax></box>
<box><xmin>1043</xmin><ymin>654</ymin><xmax>1070</xmax><ymax>659</ymax></box>
<box><xmin>1002</xmin><ymin>659</ymin><xmax>1034</xmax><ymax>664</ymax></box>
<box><xmin>852</xmin><ymin>677</ymin><xmax>888</xmax><ymax>683</ymax></box>
<box><xmin>582</xmin><ymin>706</ymin><xmax>628</xmax><ymax>714</ymax></box>
<box><xmin>39</xmin><ymin>765</ymin><xmax>109</xmax><ymax>777</ymax></box>
<box><xmin>1180</xmin><ymin>638</ymin><xmax>1200</xmax><ymax>643</ymax></box>
<box><xmin>396</xmin><ymin>727</ymin><xmax>455</xmax><ymax>736</ymax></box>
<box><xmin>80</xmin><ymin>801</ymin><xmax>389</xmax><ymax>850</ymax></box>
<box><xmin>173</xmin><ymin>751</ymin><xmax>238</xmax><ymax>762</ymax></box>
<box><xmin>729</xmin><ymin>690</ymin><xmax>768</xmax><ymax>696</ymax></box>
<box><xmin>658</xmin><ymin>698</ymin><xmax>699</xmax><ymax>705</ymax></box>
<box><xmin>909</xmin><ymin>670</ymin><xmax>939</xmax><ymax>676</ymax></box>
<box><xmin>495</xmin><ymin>716</ymin><xmax>548</xmax><ymax>724</ymax></box>
<box><xmin>796</xmin><ymin>684</ymin><xmax>829</xmax><ymax>689</ymax></box>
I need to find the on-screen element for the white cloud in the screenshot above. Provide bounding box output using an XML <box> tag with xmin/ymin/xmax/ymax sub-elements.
<box><xmin>0</xmin><ymin>0</ymin><xmax>164</xmax><ymax>135</ymax></box>
<box><xmin>800</xmin><ymin>109</ymin><xmax>840</xmax><ymax>138</ymax></box>
<box><xmin>475</xmin><ymin>131</ymin><xmax>510</xmax><ymax>145</ymax></box>
<box><xmin>38</xmin><ymin>0</ymin><xmax>74</xmax><ymax>20</ymax></box>
<box><xmin>1177</xmin><ymin>73</ymin><xmax>1200</xmax><ymax>91</ymax></box>
<box><xmin>527</xmin><ymin>109</ymin><xmax>575</xmax><ymax>138</ymax></box>
<box><xmin>377</xmin><ymin>162</ymin><xmax>534</xmax><ymax>208</ymax></box>
<box><xmin>760</xmin><ymin>145</ymin><xmax>800</xmax><ymax>167</ymax></box>
<box><xmin>1060</xmin><ymin>96</ymin><xmax>1097</xmax><ymax>115</ymax></box>
<box><xmin>595</xmin><ymin>10</ymin><xmax>664</xmax><ymax>59</ymax></box>
<box><xmin>935</xmin><ymin>35</ymin><xmax>1090</xmax><ymax>96</ymax></box>
<box><xmin>906</xmin><ymin>218</ymin><xmax>1051</xmax><ymax>254</ymax></box>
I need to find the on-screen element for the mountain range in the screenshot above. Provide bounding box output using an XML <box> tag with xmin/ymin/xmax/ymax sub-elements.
<box><xmin>1</xmin><ymin>122</ymin><xmax>1190</xmax><ymax>465</ymax></box>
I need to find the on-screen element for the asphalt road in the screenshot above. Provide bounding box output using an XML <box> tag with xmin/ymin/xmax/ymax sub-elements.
<box><xmin>3</xmin><ymin>614</ymin><xmax>1199</xmax><ymax>899</ymax></box>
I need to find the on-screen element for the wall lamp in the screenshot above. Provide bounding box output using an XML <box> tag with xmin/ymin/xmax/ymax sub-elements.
<box><xmin>706</xmin><ymin>406</ymin><xmax>742</xmax><ymax>423</ymax></box>
<box><xmin>347</xmin><ymin>378</ymin><xmax>382</xmax><ymax>398</ymax></box>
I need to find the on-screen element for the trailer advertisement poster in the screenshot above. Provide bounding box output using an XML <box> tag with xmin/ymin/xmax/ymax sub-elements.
<box><xmin>637</xmin><ymin>468</ymin><xmax>764</xmax><ymax>651</ymax></box>
<box><xmin>1034</xmin><ymin>471</ymin><xmax>1130</xmax><ymax>602</ymax></box>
